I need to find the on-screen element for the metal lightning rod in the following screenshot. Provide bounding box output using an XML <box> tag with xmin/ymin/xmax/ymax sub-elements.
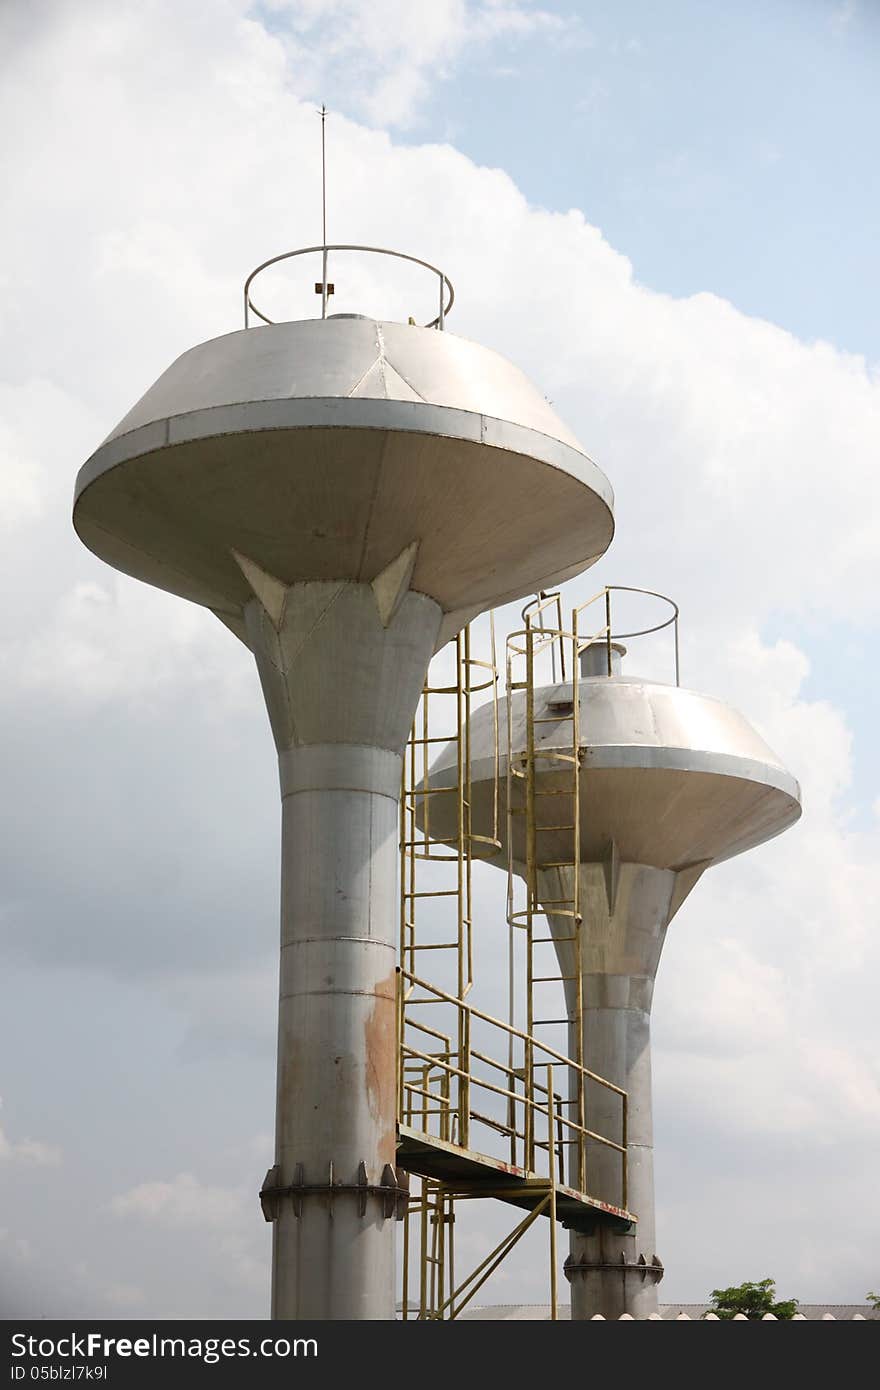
<box><xmin>319</xmin><ymin>103</ymin><xmax>329</xmax><ymax>317</ymax></box>
<box><xmin>320</xmin><ymin>103</ymin><xmax>327</xmax><ymax>244</ymax></box>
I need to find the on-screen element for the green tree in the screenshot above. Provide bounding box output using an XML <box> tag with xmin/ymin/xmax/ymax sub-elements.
<box><xmin>706</xmin><ymin>1278</ymin><xmax>798</xmax><ymax>1320</ymax></box>
<box><xmin>867</xmin><ymin>1291</ymin><xmax>880</xmax><ymax>1315</ymax></box>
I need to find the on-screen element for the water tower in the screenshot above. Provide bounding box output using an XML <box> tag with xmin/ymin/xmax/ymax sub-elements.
<box><xmin>419</xmin><ymin>589</ymin><xmax>801</xmax><ymax>1318</ymax></box>
<box><xmin>72</xmin><ymin>246</ymin><xmax>615</xmax><ymax>1319</ymax></box>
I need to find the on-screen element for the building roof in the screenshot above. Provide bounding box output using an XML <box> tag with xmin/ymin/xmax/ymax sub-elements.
<box><xmin>448</xmin><ymin>1303</ymin><xmax>874</xmax><ymax>1321</ymax></box>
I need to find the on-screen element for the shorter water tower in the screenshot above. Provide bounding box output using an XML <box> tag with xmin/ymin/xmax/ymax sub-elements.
<box><xmin>419</xmin><ymin>587</ymin><xmax>801</xmax><ymax>1318</ymax></box>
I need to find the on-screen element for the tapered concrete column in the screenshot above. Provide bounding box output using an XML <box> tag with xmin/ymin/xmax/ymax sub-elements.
<box><xmin>538</xmin><ymin>859</ymin><xmax>704</xmax><ymax>1320</ymax></box>
<box><xmin>246</xmin><ymin>576</ymin><xmax>441</xmax><ymax>1320</ymax></box>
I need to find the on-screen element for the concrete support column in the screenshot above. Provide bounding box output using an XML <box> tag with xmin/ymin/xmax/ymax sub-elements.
<box><xmin>244</xmin><ymin>575</ymin><xmax>441</xmax><ymax>1320</ymax></box>
<box><xmin>537</xmin><ymin>860</ymin><xmax>703</xmax><ymax>1319</ymax></box>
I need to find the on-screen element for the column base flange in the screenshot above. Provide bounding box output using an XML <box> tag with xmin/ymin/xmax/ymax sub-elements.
<box><xmin>564</xmin><ymin>1252</ymin><xmax>664</xmax><ymax>1282</ymax></box>
<box><xmin>260</xmin><ymin>1161</ymin><xmax>409</xmax><ymax>1222</ymax></box>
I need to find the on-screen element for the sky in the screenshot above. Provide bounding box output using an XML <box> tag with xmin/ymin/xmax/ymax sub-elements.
<box><xmin>1</xmin><ymin>0</ymin><xmax>879</xmax><ymax>1317</ymax></box>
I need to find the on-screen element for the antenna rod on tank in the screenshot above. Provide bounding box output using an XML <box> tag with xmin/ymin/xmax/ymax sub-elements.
<box><xmin>320</xmin><ymin>102</ymin><xmax>327</xmax><ymax>245</ymax></box>
<box><xmin>319</xmin><ymin>104</ymin><xmax>329</xmax><ymax>318</ymax></box>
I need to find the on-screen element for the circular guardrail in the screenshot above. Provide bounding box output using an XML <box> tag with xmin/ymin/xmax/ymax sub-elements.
<box><xmin>243</xmin><ymin>244</ymin><xmax>455</xmax><ymax>329</ymax></box>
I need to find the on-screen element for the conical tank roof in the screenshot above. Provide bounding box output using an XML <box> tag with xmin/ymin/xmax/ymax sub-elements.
<box><xmin>73</xmin><ymin>317</ymin><xmax>614</xmax><ymax>645</ymax></box>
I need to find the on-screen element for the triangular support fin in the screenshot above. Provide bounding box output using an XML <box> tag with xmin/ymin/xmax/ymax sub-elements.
<box><xmin>232</xmin><ymin>549</ymin><xmax>289</xmax><ymax>629</ymax></box>
<box><xmin>371</xmin><ymin>541</ymin><xmax>419</xmax><ymax>627</ymax></box>
<box><xmin>601</xmin><ymin>839</ymin><xmax>620</xmax><ymax>914</ymax></box>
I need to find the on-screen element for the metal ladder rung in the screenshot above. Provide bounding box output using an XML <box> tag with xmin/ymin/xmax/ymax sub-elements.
<box><xmin>532</xmin><ymin>936</ymin><xmax>576</xmax><ymax>944</ymax></box>
<box><xmin>532</xmin><ymin>974</ymin><xmax>578</xmax><ymax>982</ymax></box>
<box><xmin>404</xmin><ymin>890</ymin><xmax>460</xmax><ymax>899</ymax></box>
<box><xmin>534</xmin><ymin>824</ymin><xmax>575</xmax><ymax>833</ymax></box>
<box><xmin>400</xmin><ymin>836</ymin><xmax>458</xmax><ymax>848</ymax></box>
<box><xmin>532</xmin><ymin>1018</ymin><xmax>572</xmax><ymax>1026</ymax></box>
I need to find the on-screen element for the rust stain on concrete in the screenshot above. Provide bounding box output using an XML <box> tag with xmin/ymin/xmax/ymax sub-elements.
<box><xmin>364</xmin><ymin>967</ymin><xmax>398</xmax><ymax>1168</ymax></box>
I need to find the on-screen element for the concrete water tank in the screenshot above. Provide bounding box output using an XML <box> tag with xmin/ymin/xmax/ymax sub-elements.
<box><xmin>72</xmin><ymin>246</ymin><xmax>616</xmax><ymax>1319</ymax></box>
<box><xmin>418</xmin><ymin>607</ymin><xmax>801</xmax><ymax>1319</ymax></box>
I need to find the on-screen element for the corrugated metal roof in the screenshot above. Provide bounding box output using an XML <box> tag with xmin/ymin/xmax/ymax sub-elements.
<box><xmin>449</xmin><ymin>1304</ymin><xmax>874</xmax><ymax>1321</ymax></box>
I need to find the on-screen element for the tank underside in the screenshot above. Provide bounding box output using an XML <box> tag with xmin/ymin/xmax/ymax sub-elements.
<box><xmin>74</xmin><ymin>418</ymin><xmax>611</xmax><ymax>628</ymax></box>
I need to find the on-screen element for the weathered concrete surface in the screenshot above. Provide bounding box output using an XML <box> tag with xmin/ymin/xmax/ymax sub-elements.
<box><xmin>538</xmin><ymin>861</ymin><xmax>703</xmax><ymax>1320</ymax></box>
<box><xmin>249</xmin><ymin>577</ymin><xmax>442</xmax><ymax>1319</ymax></box>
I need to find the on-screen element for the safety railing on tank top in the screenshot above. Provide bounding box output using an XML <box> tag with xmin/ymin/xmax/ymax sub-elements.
<box><xmin>243</xmin><ymin>245</ymin><xmax>455</xmax><ymax>328</ymax></box>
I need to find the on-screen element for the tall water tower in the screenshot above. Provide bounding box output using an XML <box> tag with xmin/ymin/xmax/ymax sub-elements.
<box><xmin>72</xmin><ymin>246</ymin><xmax>615</xmax><ymax>1319</ymax></box>
<box><xmin>419</xmin><ymin>590</ymin><xmax>801</xmax><ymax>1318</ymax></box>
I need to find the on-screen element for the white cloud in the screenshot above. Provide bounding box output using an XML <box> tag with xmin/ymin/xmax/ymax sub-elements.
<box><xmin>161</xmin><ymin>962</ymin><xmax>278</xmax><ymax>1062</ymax></box>
<box><xmin>0</xmin><ymin>415</ymin><xmax>44</xmax><ymax>528</ymax></box>
<box><xmin>0</xmin><ymin>578</ymin><xmax>253</xmax><ymax>711</ymax></box>
<box><xmin>0</xmin><ymin>1098</ymin><xmax>61</xmax><ymax>1167</ymax></box>
<box><xmin>830</xmin><ymin>1</ymin><xmax>858</xmax><ymax>35</ymax></box>
<box><xmin>264</xmin><ymin>0</ymin><xmax>579</xmax><ymax>127</ymax></box>
<box><xmin>110</xmin><ymin>1172</ymin><xmax>245</xmax><ymax>1229</ymax></box>
<box><xmin>109</xmin><ymin>1170</ymin><xmax>270</xmax><ymax>1307</ymax></box>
